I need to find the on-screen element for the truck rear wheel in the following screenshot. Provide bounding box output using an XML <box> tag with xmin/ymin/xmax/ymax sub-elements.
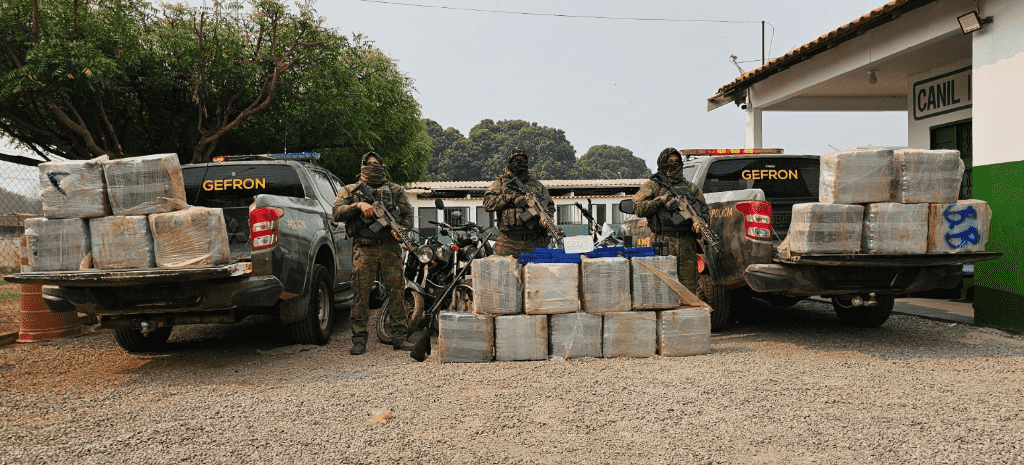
<box><xmin>290</xmin><ymin>264</ymin><xmax>334</xmax><ymax>345</ymax></box>
<box><xmin>832</xmin><ymin>294</ymin><xmax>895</xmax><ymax>327</ymax></box>
<box><xmin>113</xmin><ymin>326</ymin><xmax>173</xmax><ymax>352</ymax></box>
<box><xmin>697</xmin><ymin>275</ymin><xmax>731</xmax><ymax>332</ymax></box>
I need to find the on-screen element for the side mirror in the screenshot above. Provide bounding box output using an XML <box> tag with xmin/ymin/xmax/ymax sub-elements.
<box><xmin>434</xmin><ymin>198</ymin><xmax>445</xmax><ymax>210</ymax></box>
<box><xmin>618</xmin><ymin>199</ymin><xmax>635</xmax><ymax>215</ymax></box>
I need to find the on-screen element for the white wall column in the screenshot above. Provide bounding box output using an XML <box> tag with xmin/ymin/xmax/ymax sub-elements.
<box><xmin>744</xmin><ymin>108</ymin><xmax>763</xmax><ymax>149</ymax></box>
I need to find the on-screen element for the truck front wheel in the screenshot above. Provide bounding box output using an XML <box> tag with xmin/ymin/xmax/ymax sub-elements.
<box><xmin>290</xmin><ymin>264</ymin><xmax>334</xmax><ymax>345</ymax></box>
<box><xmin>113</xmin><ymin>326</ymin><xmax>173</xmax><ymax>352</ymax></box>
<box><xmin>697</xmin><ymin>275</ymin><xmax>731</xmax><ymax>332</ymax></box>
<box><xmin>832</xmin><ymin>294</ymin><xmax>895</xmax><ymax>327</ymax></box>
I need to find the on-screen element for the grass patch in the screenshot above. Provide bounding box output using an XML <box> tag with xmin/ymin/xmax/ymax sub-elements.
<box><xmin>0</xmin><ymin>279</ymin><xmax>17</xmax><ymax>304</ymax></box>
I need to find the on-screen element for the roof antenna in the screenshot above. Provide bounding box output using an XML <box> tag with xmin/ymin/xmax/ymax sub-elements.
<box><xmin>730</xmin><ymin>55</ymin><xmax>745</xmax><ymax>75</ymax></box>
<box><xmin>828</xmin><ymin>144</ymin><xmax>840</xmax><ymax>151</ymax></box>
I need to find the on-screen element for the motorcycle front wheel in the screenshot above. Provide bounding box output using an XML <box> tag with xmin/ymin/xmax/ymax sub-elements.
<box><xmin>375</xmin><ymin>288</ymin><xmax>423</xmax><ymax>344</ymax></box>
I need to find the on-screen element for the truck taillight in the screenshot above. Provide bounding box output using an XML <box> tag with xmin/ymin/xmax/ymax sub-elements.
<box><xmin>250</xmin><ymin>207</ymin><xmax>284</xmax><ymax>250</ymax></box>
<box><xmin>736</xmin><ymin>201</ymin><xmax>773</xmax><ymax>241</ymax></box>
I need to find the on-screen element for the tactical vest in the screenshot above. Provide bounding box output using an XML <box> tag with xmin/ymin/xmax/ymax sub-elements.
<box><xmin>497</xmin><ymin>177</ymin><xmax>544</xmax><ymax>233</ymax></box>
<box><xmin>347</xmin><ymin>182</ymin><xmax>401</xmax><ymax>239</ymax></box>
<box><xmin>649</xmin><ymin>179</ymin><xmax>696</xmax><ymax>234</ymax></box>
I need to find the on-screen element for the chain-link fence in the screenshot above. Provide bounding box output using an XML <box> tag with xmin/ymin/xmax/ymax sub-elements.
<box><xmin>1</xmin><ymin>160</ymin><xmax>41</xmax><ymax>334</ymax></box>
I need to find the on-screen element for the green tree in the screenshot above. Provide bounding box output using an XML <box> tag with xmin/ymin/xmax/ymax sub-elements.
<box><xmin>431</xmin><ymin>119</ymin><xmax>577</xmax><ymax>181</ymax></box>
<box><xmin>0</xmin><ymin>0</ymin><xmax>334</xmax><ymax>165</ymax></box>
<box><xmin>422</xmin><ymin>118</ymin><xmax>463</xmax><ymax>181</ymax></box>
<box><xmin>575</xmin><ymin>145</ymin><xmax>651</xmax><ymax>179</ymax></box>
<box><xmin>220</xmin><ymin>35</ymin><xmax>432</xmax><ymax>184</ymax></box>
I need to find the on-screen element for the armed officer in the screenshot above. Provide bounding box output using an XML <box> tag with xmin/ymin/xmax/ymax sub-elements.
<box><xmin>333</xmin><ymin>152</ymin><xmax>415</xmax><ymax>355</ymax></box>
<box><xmin>482</xmin><ymin>147</ymin><xmax>556</xmax><ymax>257</ymax></box>
<box><xmin>632</xmin><ymin>147</ymin><xmax>711</xmax><ymax>294</ymax></box>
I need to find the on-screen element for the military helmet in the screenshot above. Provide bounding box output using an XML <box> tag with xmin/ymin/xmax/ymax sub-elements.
<box><xmin>507</xmin><ymin>147</ymin><xmax>528</xmax><ymax>164</ymax></box>
<box><xmin>657</xmin><ymin>147</ymin><xmax>682</xmax><ymax>170</ymax></box>
<box><xmin>361</xmin><ymin>151</ymin><xmax>384</xmax><ymax>166</ymax></box>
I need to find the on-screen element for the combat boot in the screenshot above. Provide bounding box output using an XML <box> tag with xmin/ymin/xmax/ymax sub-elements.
<box><xmin>350</xmin><ymin>342</ymin><xmax>366</xmax><ymax>355</ymax></box>
<box><xmin>392</xmin><ymin>335</ymin><xmax>415</xmax><ymax>351</ymax></box>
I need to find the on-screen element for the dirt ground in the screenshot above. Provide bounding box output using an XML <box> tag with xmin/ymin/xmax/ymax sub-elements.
<box><xmin>0</xmin><ymin>279</ymin><xmax>20</xmax><ymax>335</ymax></box>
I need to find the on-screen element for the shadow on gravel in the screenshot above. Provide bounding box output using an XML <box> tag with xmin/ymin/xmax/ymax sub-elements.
<box><xmin>711</xmin><ymin>298</ymin><xmax>1012</xmax><ymax>360</ymax></box>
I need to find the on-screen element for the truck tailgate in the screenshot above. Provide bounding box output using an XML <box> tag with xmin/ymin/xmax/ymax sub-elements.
<box><xmin>4</xmin><ymin>262</ymin><xmax>251</xmax><ymax>286</ymax></box>
<box><xmin>774</xmin><ymin>252</ymin><xmax>1001</xmax><ymax>267</ymax></box>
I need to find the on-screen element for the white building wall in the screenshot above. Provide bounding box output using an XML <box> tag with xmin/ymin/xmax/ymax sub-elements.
<box><xmin>973</xmin><ymin>0</ymin><xmax>1024</xmax><ymax>167</ymax></box>
<box><xmin>906</xmin><ymin>59</ymin><xmax>973</xmax><ymax>149</ymax></box>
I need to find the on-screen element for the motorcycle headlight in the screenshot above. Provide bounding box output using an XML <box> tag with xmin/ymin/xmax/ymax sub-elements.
<box><xmin>461</xmin><ymin>245</ymin><xmax>477</xmax><ymax>260</ymax></box>
<box><xmin>416</xmin><ymin>245</ymin><xmax>434</xmax><ymax>264</ymax></box>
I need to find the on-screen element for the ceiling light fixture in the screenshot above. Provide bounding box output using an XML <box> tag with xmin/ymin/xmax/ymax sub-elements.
<box><xmin>958</xmin><ymin>11</ymin><xmax>993</xmax><ymax>34</ymax></box>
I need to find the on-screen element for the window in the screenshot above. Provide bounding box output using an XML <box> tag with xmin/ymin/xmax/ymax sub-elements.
<box><xmin>475</xmin><ymin>206</ymin><xmax>494</xmax><ymax>228</ymax></box>
<box><xmin>443</xmin><ymin>207</ymin><xmax>469</xmax><ymax>226</ymax></box>
<box><xmin>556</xmin><ymin>204</ymin><xmax>583</xmax><ymax>225</ymax></box>
<box><xmin>182</xmin><ymin>165</ymin><xmax>305</xmax><ymax>209</ymax></box>
<box><xmin>611</xmin><ymin>204</ymin><xmax>635</xmax><ymax>225</ymax></box>
<box><xmin>594</xmin><ymin>204</ymin><xmax>607</xmax><ymax>224</ymax></box>
<box><xmin>702</xmin><ymin>157</ymin><xmax>820</xmax><ymax>200</ymax></box>
<box><xmin>308</xmin><ymin>169</ymin><xmax>338</xmax><ymax>203</ymax></box>
<box><xmin>417</xmin><ymin>207</ymin><xmax>437</xmax><ymax>238</ymax></box>
<box><xmin>931</xmin><ymin>120</ymin><xmax>972</xmax><ymax>199</ymax></box>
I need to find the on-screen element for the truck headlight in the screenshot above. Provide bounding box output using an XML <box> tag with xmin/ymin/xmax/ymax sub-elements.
<box><xmin>416</xmin><ymin>245</ymin><xmax>434</xmax><ymax>264</ymax></box>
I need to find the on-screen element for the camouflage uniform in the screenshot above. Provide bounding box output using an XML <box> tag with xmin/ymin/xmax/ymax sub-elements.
<box><xmin>483</xmin><ymin>169</ymin><xmax>556</xmax><ymax>258</ymax></box>
<box><xmin>333</xmin><ymin>167</ymin><xmax>414</xmax><ymax>345</ymax></box>
<box><xmin>632</xmin><ymin>150</ymin><xmax>711</xmax><ymax>294</ymax></box>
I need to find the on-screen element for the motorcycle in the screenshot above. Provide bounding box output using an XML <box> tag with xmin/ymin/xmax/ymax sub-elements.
<box><xmin>574</xmin><ymin>200</ymin><xmax>622</xmax><ymax>249</ymax></box>
<box><xmin>375</xmin><ymin>199</ymin><xmax>495</xmax><ymax>344</ymax></box>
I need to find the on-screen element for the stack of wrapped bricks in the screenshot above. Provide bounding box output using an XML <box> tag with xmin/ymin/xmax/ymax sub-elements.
<box><xmin>24</xmin><ymin>154</ymin><xmax>230</xmax><ymax>272</ymax></box>
<box><xmin>436</xmin><ymin>254</ymin><xmax>712</xmax><ymax>363</ymax></box>
<box><xmin>786</xmin><ymin>148</ymin><xmax>989</xmax><ymax>255</ymax></box>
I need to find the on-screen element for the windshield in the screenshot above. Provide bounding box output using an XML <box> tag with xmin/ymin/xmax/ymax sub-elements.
<box><xmin>702</xmin><ymin>157</ymin><xmax>819</xmax><ymax>199</ymax></box>
<box><xmin>182</xmin><ymin>164</ymin><xmax>306</xmax><ymax>208</ymax></box>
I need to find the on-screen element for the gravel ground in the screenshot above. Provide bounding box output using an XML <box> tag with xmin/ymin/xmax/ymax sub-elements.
<box><xmin>2</xmin><ymin>299</ymin><xmax>1023</xmax><ymax>465</ymax></box>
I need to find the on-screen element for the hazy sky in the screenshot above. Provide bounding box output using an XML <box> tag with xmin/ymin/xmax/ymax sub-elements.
<box><xmin>319</xmin><ymin>0</ymin><xmax>908</xmax><ymax>170</ymax></box>
<box><xmin>3</xmin><ymin>0</ymin><xmax>909</xmax><ymax>191</ymax></box>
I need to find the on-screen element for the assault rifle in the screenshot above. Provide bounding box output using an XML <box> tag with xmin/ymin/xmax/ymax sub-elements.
<box><xmin>651</xmin><ymin>171</ymin><xmax>720</xmax><ymax>247</ymax></box>
<box><xmin>357</xmin><ymin>183</ymin><xmax>418</xmax><ymax>251</ymax></box>
<box><xmin>507</xmin><ymin>176</ymin><xmax>565</xmax><ymax>247</ymax></box>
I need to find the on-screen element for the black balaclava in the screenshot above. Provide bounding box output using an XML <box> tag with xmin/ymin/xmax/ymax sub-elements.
<box><xmin>360</xmin><ymin>151</ymin><xmax>386</xmax><ymax>187</ymax></box>
<box><xmin>507</xmin><ymin>147</ymin><xmax>529</xmax><ymax>179</ymax></box>
<box><xmin>657</xmin><ymin>147</ymin><xmax>684</xmax><ymax>181</ymax></box>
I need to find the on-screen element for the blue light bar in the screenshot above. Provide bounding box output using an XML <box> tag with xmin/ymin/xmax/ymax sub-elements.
<box><xmin>269</xmin><ymin>152</ymin><xmax>321</xmax><ymax>162</ymax></box>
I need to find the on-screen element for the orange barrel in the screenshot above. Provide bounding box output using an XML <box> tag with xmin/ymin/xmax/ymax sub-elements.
<box><xmin>16</xmin><ymin>284</ymin><xmax>82</xmax><ymax>343</ymax></box>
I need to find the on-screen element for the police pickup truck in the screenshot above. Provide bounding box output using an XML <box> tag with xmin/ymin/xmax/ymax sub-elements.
<box><xmin>5</xmin><ymin>153</ymin><xmax>354</xmax><ymax>352</ymax></box>
<box><xmin>623</xmin><ymin>149</ymin><xmax>998</xmax><ymax>331</ymax></box>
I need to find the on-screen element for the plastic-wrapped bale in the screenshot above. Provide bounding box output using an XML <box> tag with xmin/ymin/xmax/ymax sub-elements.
<box><xmin>549</xmin><ymin>312</ymin><xmax>602</xmax><ymax>359</ymax></box>
<box><xmin>471</xmin><ymin>256</ymin><xmax>522</xmax><ymax>314</ymax></box>
<box><xmin>437</xmin><ymin>312</ymin><xmax>494</xmax><ymax>363</ymax></box>
<box><xmin>861</xmin><ymin>203</ymin><xmax>929</xmax><ymax>254</ymax></box>
<box><xmin>603</xmin><ymin>311</ymin><xmax>656</xmax><ymax>358</ymax></box>
<box><xmin>23</xmin><ymin>218</ymin><xmax>91</xmax><ymax>272</ymax></box>
<box><xmin>786</xmin><ymin>203</ymin><xmax>865</xmax><ymax>254</ymax></box>
<box><xmin>495</xmin><ymin>314</ymin><xmax>548</xmax><ymax>361</ymax></box>
<box><xmin>38</xmin><ymin>155</ymin><xmax>111</xmax><ymax>219</ymax></box>
<box><xmin>819</xmin><ymin>149</ymin><xmax>893</xmax><ymax>204</ymax></box>
<box><xmin>523</xmin><ymin>263</ymin><xmax>579</xmax><ymax>314</ymax></box>
<box><xmin>927</xmin><ymin>200</ymin><xmax>991</xmax><ymax>253</ymax></box>
<box><xmin>149</xmin><ymin>207</ymin><xmax>231</xmax><ymax>267</ymax></box>
<box><xmin>630</xmin><ymin>255</ymin><xmax>679</xmax><ymax>310</ymax></box>
<box><xmin>893</xmin><ymin>149</ymin><xmax>964</xmax><ymax>204</ymax></box>
<box><xmin>103</xmin><ymin>153</ymin><xmax>188</xmax><ymax>216</ymax></box>
<box><xmin>580</xmin><ymin>257</ymin><xmax>631</xmax><ymax>314</ymax></box>
<box><xmin>89</xmin><ymin>216</ymin><xmax>156</xmax><ymax>269</ymax></box>
<box><xmin>657</xmin><ymin>307</ymin><xmax>711</xmax><ymax>357</ymax></box>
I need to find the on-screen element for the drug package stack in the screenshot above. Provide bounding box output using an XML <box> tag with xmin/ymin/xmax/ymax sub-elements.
<box><xmin>892</xmin><ymin>149</ymin><xmax>964</xmax><ymax>204</ymax></box>
<box><xmin>603</xmin><ymin>312</ymin><xmax>656</xmax><ymax>358</ymax></box>
<box><xmin>549</xmin><ymin>312</ymin><xmax>603</xmax><ymax>359</ymax></box>
<box><xmin>579</xmin><ymin>257</ymin><xmax>631</xmax><ymax>314</ymax></box>
<box><xmin>103</xmin><ymin>153</ymin><xmax>188</xmax><ymax>216</ymax></box>
<box><xmin>23</xmin><ymin>218</ymin><xmax>91</xmax><ymax>272</ymax></box>
<box><xmin>38</xmin><ymin>156</ymin><xmax>112</xmax><ymax>219</ymax></box>
<box><xmin>149</xmin><ymin>207</ymin><xmax>231</xmax><ymax>267</ymax></box>
<box><xmin>927</xmin><ymin>200</ymin><xmax>991</xmax><ymax>253</ymax></box>
<box><xmin>471</xmin><ymin>256</ymin><xmax>523</xmax><ymax>314</ymax></box>
<box><xmin>437</xmin><ymin>312</ymin><xmax>494</xmax><ymax>363</ymax></box>
<box><xmin>523</xmin><ymin>263</ymin><xmax>580</xmax><ymax>314</ymax></box>
<box><xmin>89</xmin><ymin>216</ymin><xmax>156</xmax><ymax>269</ymax></box>
<box><xmin>630</xmin><ymin>255</ymin><xmax>679</xmax><ymax>310</ymax></box>
<box><xmin>657</xmin><ymin>307</ymin><xmax>711</xmax><ymax>357</ymax></box>
<box><xmin>495</xmin><ymin>314</ymin><xmax>548</xmax><ymax>361</ymax></box>
<box><xmin>785</xmin><ymin>203</ymin><xmax>865</xmax><ymax>254</ymax></box>
<box><xmin>819</xmin><ymin>149</ymin><xmax>893</xmax><ymax>204</ymax></box>
<box><xmin>861</xmin><ymin>203</ymin><xmax>929</xmax><ymax>254</ymax></box>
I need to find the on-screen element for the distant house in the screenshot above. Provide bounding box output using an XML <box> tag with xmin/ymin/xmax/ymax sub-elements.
<box><xmin>404</xmin><ymin>179</ymin><xmax>646</xmax><ymax>237</ymax></box>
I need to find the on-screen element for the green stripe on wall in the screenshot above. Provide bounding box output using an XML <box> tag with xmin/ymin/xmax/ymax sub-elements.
<box><xmin>972</xmin><ymin>161</ymin><xmax>1024</xmax><ymax>331</ymax></box>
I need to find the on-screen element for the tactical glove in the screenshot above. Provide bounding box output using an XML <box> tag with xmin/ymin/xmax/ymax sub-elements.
<box><xmin>664</xmin><ymin>197</ymin><xmax>680</xmax><ymax>210</ymax></box>
<box><xmin>514</xmin><ymin>195</ymin><xmax>530</xmax><ymax>209</ymax></box>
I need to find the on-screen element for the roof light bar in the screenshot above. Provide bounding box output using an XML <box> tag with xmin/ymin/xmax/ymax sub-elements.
<box><xmin>679</xmin><ymin>148</ymin><xmax>784</xmax><ymax>156</ymax></box>
<box><xmin>268</xmin><ymin>152</ymin><xmax>321</xmax><ymax>162</ymax></box>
